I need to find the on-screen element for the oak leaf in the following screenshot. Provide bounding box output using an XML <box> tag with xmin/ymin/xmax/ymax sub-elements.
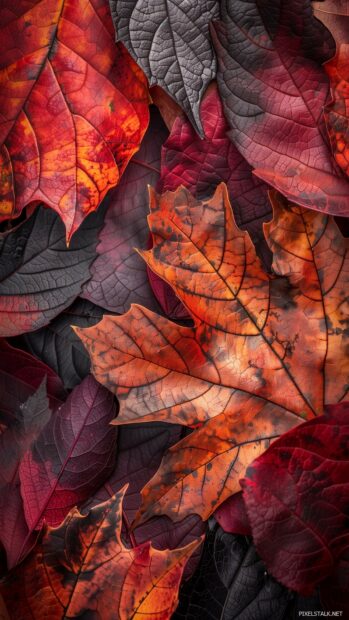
<box><xmin>211</xmin><ymin>0</ymin><xmax>349</xmax><ymax>215</ymax></box>
<box><xmin>75</xmin><ymin>184</ymin><xmax>349</xmax><ymax>525</ymax></box>
<box><xmin>110</xmin><ymin>0</ymin><xmax>219</xmax><ymax>135</ymax></box>
<box><xmin>0</xmin><ymin>0</ymin><xmax>149</xmax><ymax>241</ymax></box>
<box><xmin>0</xmin><ymin>488</ymin><xmax>201</xmax><ymax>619</ymax></box>
<box><xmin>313</xmin><ymin>0</ymin><xmax>349</xmax><ymax>47</ymax></box>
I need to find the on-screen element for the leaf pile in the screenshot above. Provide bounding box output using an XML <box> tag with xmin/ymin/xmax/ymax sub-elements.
<box><xmin>0</xmin><ymin>0</ymin><xmax>348</xmax><ymax>618</ymax></box>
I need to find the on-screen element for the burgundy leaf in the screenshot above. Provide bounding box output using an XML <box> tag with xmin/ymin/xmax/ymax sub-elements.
<box><xmin>241</xmin><ymin>402</ymin><xmax>349</xmax><ymax>595</ymax></box>
<box><xmin>0</xmin><ymin>340</ymin><xmax>65</xmax><ymax>425</ymax></box>
<box><xmin>0</xmin><ymin>382</ymin><xmax>52</xmax><ymax>568</ymax></box>
<box><xmin>160</xmin><ymin>83</ymin><xmax>272</xmax><ymax>264</ymax></box>
<box><xmin>214</xmin><ymin>492</ymin><xmax>251</xmax><ymax>536</ymax></box>
<box><xmin>19</xmin><ymin>375</ymin><xmax>117</xmax><ymax>538</ymax></box>
<box><xmin>211</xmin><ymin>0</ymin><xmax>349</xmax><ymax>215</ymax></box>
<box><xmin>81</xmin><ymin>108</ymin><xmax>167</xmax><ymax>313</ymax></box>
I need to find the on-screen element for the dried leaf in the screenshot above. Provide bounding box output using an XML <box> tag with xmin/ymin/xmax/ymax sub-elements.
<box><xmin>75</xmin><ymin>185</ymin><xmax>349</xmax><ymax>525</ymax></box>
<box><xmin>0</xmin><ymin>488</ymin><xmax>201</xmax><ymax>619</ymax></box>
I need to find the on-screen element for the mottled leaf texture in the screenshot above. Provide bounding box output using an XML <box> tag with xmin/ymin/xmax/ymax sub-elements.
<box><xmin>242</xmin><ymin>402</ymin><xmax>349</xmax><ymax>595</ymax></box>
<box><xmin>174</xmin><ymin>526</ymin><xmax>293</xmax><ymax>620</ymax></box>
<box><xmin>160</xmin><ymin>84</ymin><xmax>272</xmax><ymax>265</ymax></box>
<box><xmin>313</xmin><ymin>0</ymin><xmax>349</xmax><ymax>47</ymax></box>
<box><xmin>0</xmin><ymin>382</ymin><xmax>52</xmax><ymax>568</ymax></box>
<box><xmin>0</xmin><ymin>0</ymin><xmax>149</xmax><ymax>241</ymax></box>
<box><xmin>85</xmin><ymin>422</ymin><xmax>205</xmax><ymax>577</ymax></box>
<box><xmin>325</xmin><ymin>45</ymin><xmax>349</xmax><ymax>177</ymax></box>
<box><xmin>0</xmin><ymin>340</ymin><xmax>65</xmax><ymax>425</ymax></box>
<box><xmin>75</xmin><ymin>185</ymin><xmax>349</xmax><ymax>525</ymax></box>
<box><xmin>0</xmin><ymin>488</ymin><xmax>201</xmax><ymax>619</ymax></box>
<box><xmin>24</xmin><ymin>299</ymin><xmax>109</xmax><ymax>390</ymax></box>
<box><xmin>0</xmin><ymin>202</ymin><xmax>105</xmax><ymax>337</ymax></box>
<box><xmin>19</xmin><ymin>375</ymin><xmax>117</xmax><ymax>536</ymax></box>
<box><xmin>82</xmin><ymin>107</ymin><xmax>167</xmax><ymax>313</ymax></box>
<box><xmin>211</xmin><ymin>0</ymin><xmax>349</xmax><ymax>215</ymax></box>
<box><xmin>110</xmin><ymin>0</ymin><xmax>219</xmax><ymax>135</ymax></box>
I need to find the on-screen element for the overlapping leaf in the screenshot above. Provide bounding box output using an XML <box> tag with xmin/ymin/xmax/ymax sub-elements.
<box><xmin>24</xmin><ymin>298</ymin><xmax>109</xmax><ymax>390</ymax></box>
<box><xmin>82</xmin><ymin>107</ymin><xmax>167</xmax><ymax>313</ymax></box>
<box><xmin>0</xmin><ymin>488</ymin><xmax>201</xmax><ymax>619</ymax></box>
<box><xmin>0</xmin><ymin>340</ymin><xmax>65</xmax><ymax>424</ymax></box>
<box><xmin>19</xmin><ymin>375</ymin><xmax>117</xmax><ymax>534</ymax></box>
<box><xmin>242</xmin><ymin>402</ymin><xmax>349</xmax><ymax>595</ymax></box>
<box><xmin>324</xmin><ymin>45</ymin><xmax>349</xmax><ymax>177</ymax></box>
<box><xmin>211</xmin><ymin>0</ymin><xmax>349</xmax><ymax>215</ymax></box>
<box><xmin>160</xmin><ymin>84</ymin><xmax>272</xmax><ymax>265</ymax></box>
<box><xmin>0</xmin><ymin>0</ymin><xmax>149</xmax><ymax>240</ymax></box>
<box><xmin>85</xmin><ymin>422</ymin><xmax>205</xmax><ymax>577</ymax></box>
<box><xmin>76</xmin><ymin>184</ymin><xmax>349</xmax><ymax>526</ymax></box>
<box><xmin>0</xmin><ymin>382</ymin><xmax>52</xmax><ymax>568</ymax></box>
<box><xmin>0</xmin><ymin>202</ymin><xmax>105</xmax><ymax>337</ymax></box>
<box><xmin>313</xmin><ymin>0</ymin><xmax>349</xmax><ymax>46</ymax></box>
<box><xmin>110</xmin><ymin>0</ymin><xmax>219</xmax><ymax>135</ymax></box>
<box><xmin>175</xmin><ymin>526</ymin><xmax>324</xmax><ymax>619</ymax></box>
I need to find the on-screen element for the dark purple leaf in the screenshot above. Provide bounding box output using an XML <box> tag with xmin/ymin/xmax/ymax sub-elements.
<box><xmin>19</xmin><ymin>376</ymin><xmax>117</xmax><ymax>537</ymax></box>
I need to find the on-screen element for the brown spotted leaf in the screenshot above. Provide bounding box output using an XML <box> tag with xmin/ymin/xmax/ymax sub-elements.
<box><xmin>75</xmin><ymin>184</ymin><xmax>349</xmax><ymax>525</ymax></box>
<box><xmin>0</xmin><ymin>488</ymin><xmax>201</xmax><ymax>619</ymax></box>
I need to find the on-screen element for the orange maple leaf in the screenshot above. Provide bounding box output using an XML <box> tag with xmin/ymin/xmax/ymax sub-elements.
<box><xmin>0</xmin><ymin>487</ymin><xmax>200</xmax><ymax>619</ymax></box>
<box><xmin>75</xmin><ymin>184</ymin><xmax>349</xmax><ymax>524</ymax></box>
<box><xmin>0</xmin><ymin>0</ymin><xmax>149</xmax><ymax>241</ymax></box>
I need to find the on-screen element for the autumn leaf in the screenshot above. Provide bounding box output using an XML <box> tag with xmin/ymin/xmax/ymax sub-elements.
<box><xmin>24</xmin><ymin>298</ymin><xmax>110</xmax><ymax>390</ymax></box>
<box><xmin>211</xmin><ymin>0</ymin><xmax>349</xmax><ymax>215</ymax></box>
<box><xmin>313</xmin><ymin>0</ymin><xmax>349</xmax><ymax>47</ymax></box>
<box><xmin>75</xmin><ymin>184</ymin><xmax>349</xmax><ymax>526</ymax></box>
<box><xmin>0</xmin><ymin>0</ymin><xmax>149</xmax><ymax>241</ymax></box>
<box><xmin>324</xmin><ymin>45</ymin><xmax>349</xmax><ymax>177</ymax></box>
<box><xmin>84</xmin><ymin>421</ymin><xmax>205</xmax><ymax>578</ymax></box>
<box><xmin>0</xmin><ymin>382</ymin><xmax>52</xmax><ymax>568</ymax></box>
<box><xmin>241</xmin><ymin>402</ymin><xmax>349</xmax><ymax>595</ymax></box>
<box><xmin>0</xmin><ymin>201</ymin><xmax>105</xmax><ymax>337</ymax></box>
<box><xmin>0</xmin><ymin>340</ymin><xmax>65</xmax><ymax>424</ymax></box>
<box><xmin>174</xmin><ymin>527</ymin><xmax>295</xmax><ymax>620</ymax></box>
<box><xmin>0</xmin><ymin>487</ymin><xmax>201</xmax><ymax>619</ymax></box>
<box><xmin>81</xmin><ymin>107</ymin><xmax>167</xmax><ymax>313</ymax></box>
<box><xmin>159</xmin><ymin>84</ymin><xmax>272</xmax><ymax>266</ymax></box>
<box><xmin>19</xmin><ymin>375</ymin><xmax>117</xmax><ymax>536</ymax></box>
<box><xmin>214</xmin><ymin>491</ymin><xmax>251</xmax><ymax>536</ymax></box>
<box><xmin>110</xmin><ymin>0</ymin><xmax>219</xmax><ymax>135</ymax></box>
